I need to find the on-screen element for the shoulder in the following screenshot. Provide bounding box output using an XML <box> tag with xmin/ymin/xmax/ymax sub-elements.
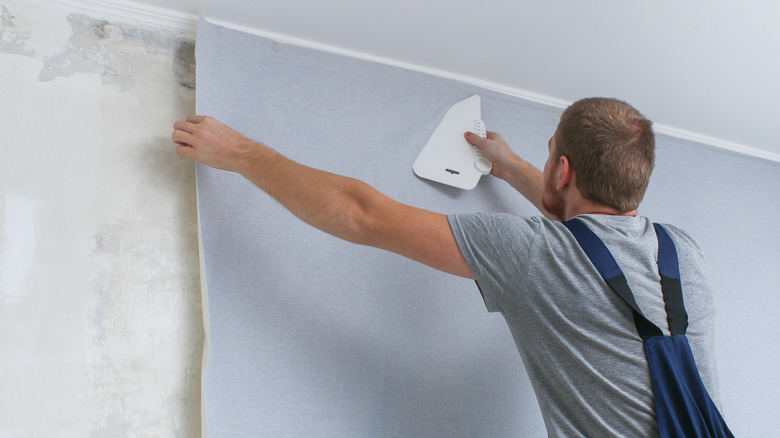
<box><xmin>447</xmin><ymin>213</ymin><xmax>578</xmax><ymax>271</ymax></box>
<box><xmin>655</xmin><ymin>223</ymin><xmax>702</xmax><ymax>246</ymax></box>
<box><xmin>448</xmin><ymin>212</ymin><xmax>543</xmax><ymax>228</ymax></box>
<box><xmin>447</xmin><ymin>213</ymin><xmax>583</xmax><ymax>249</ymax></box>
<box><xmin>446</xmin><ymin>213</ymin><xmax>550</xmax><ymax>273</ymax></box>
<box><xmin>654</xmin><ymin>222</ymin><xmax>706</xmax><ymax>261</ymax></box>
<box><xmin>448</xmin><ymin>212</ymin><xmax>543</xmax><ymax>240</ymax></box>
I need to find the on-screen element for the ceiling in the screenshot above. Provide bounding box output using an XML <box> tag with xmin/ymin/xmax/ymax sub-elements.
<box><xmin>135</xmin><ymin>0</ymin><xmax>780</xmax><ymax>162</ymax></box>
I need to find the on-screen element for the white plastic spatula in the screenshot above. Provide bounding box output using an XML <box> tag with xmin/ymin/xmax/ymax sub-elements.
<box><xmin>413</xmin><ymin>95</ymin><xmax>492</xmax><ymax>190</ymax></box>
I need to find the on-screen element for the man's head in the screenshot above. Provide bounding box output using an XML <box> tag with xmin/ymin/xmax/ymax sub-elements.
<box><xmin>544</xmin><ymin>97</ymin><xmax>655</xmax><ymax>217</ymax></box>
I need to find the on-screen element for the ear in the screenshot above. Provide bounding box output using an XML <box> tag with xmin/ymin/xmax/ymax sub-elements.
<box><xmin>556</xmin><ymin>155</ymin><xmax>575</xmax><ymax>190</ymax></box>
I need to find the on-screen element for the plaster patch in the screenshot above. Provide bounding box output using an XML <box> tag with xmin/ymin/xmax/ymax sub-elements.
<box><xmin>0</xmin><ymin>5</ymin><xmax>34</xmax><ymax>57</ymax></box>
<box><xmin>39</xmin><ymin>13</ymin><xmax>195</xmax><ymax>90</ymax></box>
<box><xmin>173</xmin><ymin>40</ymin><xmax>195</xmax><ymax>89</ymax></box>
<box><xmin>39</xmin><ymin>14</ymin><xmax>108</xmax><ymax>82</ymax></box>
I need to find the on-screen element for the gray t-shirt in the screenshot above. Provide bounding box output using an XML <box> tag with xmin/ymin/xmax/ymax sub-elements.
<box><xmin>448</xmin><ymin>213</ymin><xmax>719</xmax><ymax>437</ymax></box>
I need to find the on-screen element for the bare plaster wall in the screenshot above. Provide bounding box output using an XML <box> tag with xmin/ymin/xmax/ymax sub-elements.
<box><xmin>0</xmin><ymin>1</ymin><xmax>201</xmax><ymax>436</ymax></box>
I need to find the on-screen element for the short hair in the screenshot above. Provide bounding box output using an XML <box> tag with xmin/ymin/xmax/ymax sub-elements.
<box><xmin>555</xmin><ymin>97</ymin><xmax>655</xmax><ymax>212</ymax></box>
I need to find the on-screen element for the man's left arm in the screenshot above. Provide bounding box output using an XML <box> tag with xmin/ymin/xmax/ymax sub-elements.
<box><xmin>172</xmin><ymin>115</ymin><xmax>475</xmax><ymax>279</ymax></box>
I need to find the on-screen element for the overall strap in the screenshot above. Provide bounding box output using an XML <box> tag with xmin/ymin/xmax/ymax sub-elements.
<box><xmin>653</xmin><ymin>224</ymin><xmax>688</xmax><ymax>336</ymax></box>
<box><xmin>562</xmin><ymin>219</ymin><xmax>688</xmax><ymax>340</ymax></box>
<box><xmin>562</xmin><ymin>219</ymin><xmax>661</xmax><ymax>340</ymax></box>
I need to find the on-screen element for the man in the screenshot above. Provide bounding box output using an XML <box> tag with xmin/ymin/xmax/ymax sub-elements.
<box><xmin>172</xmin><ymin>97</ymin><xmax>719</xmax><ymax>436</ymax></box>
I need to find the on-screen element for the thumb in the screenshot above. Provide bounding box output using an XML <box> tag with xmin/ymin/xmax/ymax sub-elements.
<box><xmin>464</xmin><ymin>131</ymin><xmax>488</xmax><ymax>148</ymax></box>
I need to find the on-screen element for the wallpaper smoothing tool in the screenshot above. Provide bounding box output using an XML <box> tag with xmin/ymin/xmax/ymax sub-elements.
<box><xmin>413</xmin><ymin>95</ymin><xmax>492</xmax><ymax>190</ymax></box>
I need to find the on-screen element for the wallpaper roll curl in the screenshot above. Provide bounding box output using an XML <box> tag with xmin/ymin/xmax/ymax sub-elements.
<box><xmin>195</xmin><ymin>16</ymin><xmax>779</xmax><ymax>437</ymax></box>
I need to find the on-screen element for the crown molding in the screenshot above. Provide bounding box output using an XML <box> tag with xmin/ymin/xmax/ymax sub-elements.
<box><xmin>652</xmin><ymin>125</ymin><xmax>780</xmax><ymax>163</ymax></box>
<box><xmin>42</xmin><ymin>0</ymin><xmax>198</xmax><ymax>34</ymax></box>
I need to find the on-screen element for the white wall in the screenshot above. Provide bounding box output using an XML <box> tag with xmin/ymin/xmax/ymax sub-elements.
<box><xmin>0</xmin><ymin>0</ymin><xmax>201</xmax><ymax>435</ymax></box>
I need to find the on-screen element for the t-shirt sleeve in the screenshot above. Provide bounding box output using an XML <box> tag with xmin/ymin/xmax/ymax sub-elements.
<box><xmin>447</xmin><ymin>213</ymin><xmax>542</xmax><ymax>313</ymax></box>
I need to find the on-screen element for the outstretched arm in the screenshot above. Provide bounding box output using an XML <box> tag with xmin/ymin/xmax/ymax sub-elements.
<box><xmin>465</xmin><ymin>131</ymin><xmax>556</xmax><ymax>220</ymax></box>
<box><xmin>172</xmin><ymin>116</ymin><xmax>474</xmax><ymax>279</ymax></box>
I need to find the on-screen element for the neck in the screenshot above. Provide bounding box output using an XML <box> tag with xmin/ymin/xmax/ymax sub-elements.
<box><xmin>562</xmin><ymin>198</ymin><xmax>637</xmax><ymax>221</ymax></box>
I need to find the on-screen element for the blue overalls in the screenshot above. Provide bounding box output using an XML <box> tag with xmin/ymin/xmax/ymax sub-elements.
<box><xmin>563</xmin><ymin>219</ymin><xmax>734</xmax><ymax>438</ymax></box>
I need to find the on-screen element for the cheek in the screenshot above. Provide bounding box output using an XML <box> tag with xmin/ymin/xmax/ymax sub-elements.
<box><xmin>542</xmin><ymin>158</ymin><xmax>552</xmax><ymax>178</ymax></box>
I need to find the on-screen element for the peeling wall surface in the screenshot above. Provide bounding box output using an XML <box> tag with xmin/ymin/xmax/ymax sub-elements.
<box><xmin>0</xmin><ymin>1</ymin><xmax>201</xmax><ymax>436</ymax></box>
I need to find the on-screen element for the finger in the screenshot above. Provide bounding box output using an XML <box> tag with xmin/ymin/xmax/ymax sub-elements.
<box><xmin>186</xmin><ymin>115</ymin><xmax>208</xmax><ymax>124</ymax></box>
<box><xmin>176</xmin><ymin>144</ymin><xmax>194</xmax><ymax>159</ymax></box>
<box><xmin>464</xmin><ymin>131</ymin><xmax>487</xmax><ymax>146</ymax></box>
<box><xmin>172</xmin><ymin>129</ymin><xmax>195</xmax><ymax>147</ymax></box>
<box><xmin>173</xmin><ymin>120</ymin><xmax>199</xmax><ymax>134</ymax></box>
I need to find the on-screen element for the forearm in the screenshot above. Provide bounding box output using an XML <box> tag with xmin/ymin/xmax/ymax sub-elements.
<box><xmin>465</xmin><ymin>131</ymin><xmax>555</xmax><ymax>220</ymax></box>
<box><xmin>237</xmin><ymin>141</ymin><xmax>383</xmax><ymax>244</ymax></box>
<box><xmin>496</xmin><ymin>154</ymin><xmax>553</xmax><ymax>218</ymax></box>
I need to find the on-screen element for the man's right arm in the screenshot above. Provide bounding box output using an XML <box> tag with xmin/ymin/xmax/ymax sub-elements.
<box><xmin>172</xmin><ymin>116</ymin><xmax>475</xmax><ymax>279</ymax></box>
<box><xmin>465</xmin><ymin>132</ymin><xmax>556</xmax><ymax>220</ymax></box>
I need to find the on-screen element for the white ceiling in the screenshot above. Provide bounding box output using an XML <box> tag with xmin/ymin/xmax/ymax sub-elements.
<box><xmin>134</xmin><ymin>0</ymin><xmax>780</xmax><ymax>162</ymax></box>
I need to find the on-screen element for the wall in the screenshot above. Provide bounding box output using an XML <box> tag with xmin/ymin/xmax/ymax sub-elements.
<box><xmin>0</xmin><ymin>1</ymin><xmax>201</xmax><ymax>436</ymax></box>
<box><xmin>195</xmin><ymin>17</ymin><xmax>780</xmax><ymax>437</ymax></box>
<box><xmin>2</xmin><ymin>1</ymin><xmax>776</xmax><ymax>436</ymax></box>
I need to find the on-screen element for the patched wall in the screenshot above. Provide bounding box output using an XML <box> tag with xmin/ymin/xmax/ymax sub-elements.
<box><xmin>0</xmin><ymin>1</ymin><xmax>201</xmax><ymax>436</ymax></box>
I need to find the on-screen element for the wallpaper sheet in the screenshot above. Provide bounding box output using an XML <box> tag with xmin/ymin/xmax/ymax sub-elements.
<box><xmin>195</xmin><ymin>16</ymin><xmax>779</xmax><ymax>437</ymax></box>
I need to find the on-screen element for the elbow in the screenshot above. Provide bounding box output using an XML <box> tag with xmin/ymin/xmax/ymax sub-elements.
<box><xmin>332</xmin><ymin>180</ymin><xmax>384</xmax><ymax>246</ymax></box>
<box><xmin>338</xmin><ymin>204</ymin><xmax>371</xmax><ymax>245</ymax></box>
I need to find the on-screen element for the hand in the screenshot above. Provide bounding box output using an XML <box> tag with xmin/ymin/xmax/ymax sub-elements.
<box><xmin>464</xmin><ymin>131</ymin><xmax>516</xmax><ymax>180</ymax></box>
<box><xmin>172</xmin><ymin>116</ymin><xmax>258</xmax><ymax>172</ymax></box>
